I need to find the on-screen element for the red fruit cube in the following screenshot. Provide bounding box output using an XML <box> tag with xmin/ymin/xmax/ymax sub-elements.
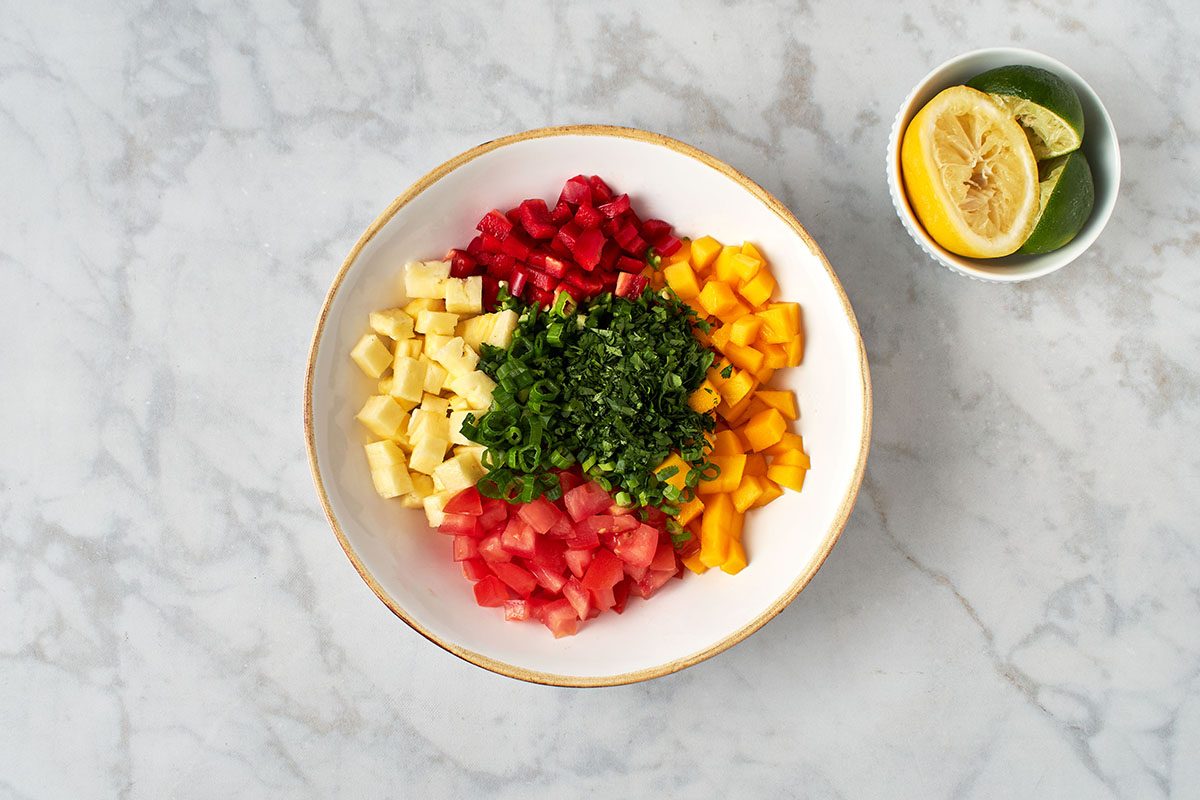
<box><xmin>490</xmin><ymin>562</ymin><xmax>538</xmax><ymax>597</ymax></box>
<box><xmin>615</xmin><ymin>255</ymin><xmax>644</xmax><ymax>273</ymax></box>
<box><xmin>542</xmin><ymin>598</ymin><xmax>579</xmax><ymax>637</ymax></box>
<box><xmin>573</xmin><ymin>204</ymin><xmax>605</xmax><ymax>230</ymax></box>
<box><xmin>564</xmin><ymin>523</ymin><xmax>600</xmax><ymax>550</ymax></box>
<box><xmin>562</xmin><ymin>578</ymin><xmax>591</xmax><ymax>620</ymax></box>
<box><xmin>611</xmin><ymin>577</ymin><xmax>631</xmax><ymax>614</ymax></box>
<box><xmin>477</xmin><ymin>209</ymin><xmax>513</xmax><ymax>240</ymax></box>
<box><xmin>478</xmin><ymin>533</ymin><xmax>513</xmax><ymax>563</ymax></box>
<box><xmin>528</xmin><ymin>562</ymin><xmax>567</xmax><ymax>594</ymax></box>
<box><xmin>557</xmin><ymin>469</ymin><xmax>584</xmax><ymax>493</ymax></box>
<box><xmin>452</xmin><ymin>535</ymin><xmax>479</xmax><ymax>562</ymax></box>
<box><xmin>649</xmin><ymin>538</ymin><xmax>678</xmax><ymax>572</ymax></box>
<box><xmin>517</xmin><ymin>496</ymin><xmax>563</xmax><ymax>534</ymax></box>
<box><xmin>588</xmin><ymin>175</ymin><xmax>614</xmax><ymax>203</ymax></box>
<box><xmin>461</xmin><ymin>557</ymin><xmax>490</xmax><ymax>582</ymax></box>
<box><xmin>599</xmin><ymin>193</ymin><xmax>631</xmax><ymax>218</ymax></box>
<box><xmin>564</xmin><ymin>548</ymin><xmax>593</xmax><ymax>579</ymax></box>
<box><xmin>572</xmin><ymin>227</ymin><xmax>606</xmax><ymax>271</ymax></box>
<box><xmin>558</xmin><ymin>175</ymin><xmax>592</xmax><ymax>207</ymax></box>
<box><xmin>563</xmin><ymin>482</ymin><xmax>614</xmax><ymax>521</ymax></box>
<box><xmin>582</xmin><ymin>549</ymin><xmax>624</xmax><ymax>591</ymax></box>
<box><xmin>444</xmin><ymin>487</ymin><xmax>483</xmax><ymax>516</ymax></box>
<box><xmin>473</xmin><ymin>575</ymin><xmax>510</xmax><ymax>607</ymax></box>
<box><xmin>439</xmin><ymin>513</ymin><xmax>480</xmax><ymax>537</ymax></box>
<box><xmin>500</xmin><ymin>517</ymin><xmax>537</xmax><ymax>558</ymax></box>
<box><xmin>624</xmin><ymin>562</ymin><xmax>648</xmax><ymax>582</ymax></box>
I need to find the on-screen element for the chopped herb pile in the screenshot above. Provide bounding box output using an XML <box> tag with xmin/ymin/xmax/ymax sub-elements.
<box><xmin>461</xmin><ymin>288</ymin><xmax>716</xmax><ymax>511</ymax></box>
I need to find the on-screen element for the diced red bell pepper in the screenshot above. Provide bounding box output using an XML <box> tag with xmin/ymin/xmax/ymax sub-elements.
<box><xmin>480</xmin><ymin>233</ymin><xmax>505</xmax><ymax>254</ymax></box>
<box><xmin>524</xmin><ymin>268</ymin><xmax>558</xmax><ymax>293</ymax></box>
<box><xmin>444</xmin><ymin>487</ymin><xmax>483</xmax><ymax>515</ymax></box>
<box><xmin>473</xmin><ymin>575</ymin><xmax>510</xmax><ymax>607</ymax></box>
<box><xmin>589</xmin><ymin>175</ymin><xmax>614</xmax><ymax>203</ymax></box>
<box><xmin>598</xmin><ymin>241</ymin><xmax>619</xmax><ymax>272</ymax></box>
<box><xmin>482</xmin><ymin>276</ymin><xmax>501</xmax><ymax>311</ymax></box>
<box><xmin>652</xmin><ymin>234</ymin><xmax>683</xmax><ymax>257</ymax></box>
<box><xmin>563</xmin><ymin>269</ymin><xmax>603</xmax><ymax>295</ymax></box>
<box><xmin>542</xmin><ymin>598</ymin><xmax>579</xmax><ymax>638</ymax></box>
<box><xmin>558</xmin><ymin>175</ymin><xmax>592</xmax><ymax>207</ymax></box>
<box><xmin>477</xmin><ymin>209</ymin><xmax>513</xmax><ymax>240</ymax></box>
<box><xmin>485</xmin><ymin>253</ymin><xmax>515</xmax><ymax>280</ymax></box>
<box><xmin>549</xmin><ymin>199</ymin><xmax>573</xmax><ymax>224</ymax></box>
<box><xmin>503</xmin><ymin>599</ymin><xmax>529</xmax><ymax>621</ymax></box>
<box><xmin>500</xmin><ymin>231</ymin><xmax>532</xmax><ymax>260</ymax></box>
<box><xmin>490</xmin><ymin>562</ymin><xmax>538</xmax><ymax>597</ymax></box>
<box><xmin>466</xmin><ymin>235</ymin><xmax>485</xmax><ymax>256</ymax></box>
<box><xmin>461</xmin><ymin>557</ymin><xmax>490</xmax><ymax>581</ymax></box>
<box><xmin>615</xmin><ymin>255</ymin><xmax>644</xmax><ymax>273</ymax></box>
<box><xmin>499</xmin><ymin>517</ymin><xmax>537</xmax><ymax>558</ymax></box>
<box><xmin>478</xmin><ymin>533</ymin><xmax>512</xmax><ymax>563</ymax></box>
<box><xmin>564</xmin><ymin>548</ymin><xmax>593</xmax><ymax>579</ymax></box>
<box><xmin>572</xmin><ymin>227</ymin><xmax>606</xmax><ymax>271</ymax></box>
<box><xmin>528</xmin><ymin>287</ymin><xmax>554</xmax><ymax>307</ymax></box>
<box><xmin>599</xmin><ymin>193</ymin><xmax>631</xmax><ymax>218</ymax></box>
<box><xmin>505</xmin><ymin>208</ymin><xmax>522</xmax><ymax>226</ymax></box>
<box><xmin>562</xmin><ymin>578</ymin><xmax>591</xmax><ymax>620</ymax></box>
<box><xmin>452</xmin><ymin>535</ymin><xmax>479</xmax><ymax>561</ymax></box>
<box><xmin>555</xmin><ymin>221</ymin><xmax>582</xmax><ymax>254</ymax></box>
<box><xmin>641</xmin><ymin>218</ymin><xmax>672</xmax><ymax>241</ymax></box>
<box><xmin>446</xmin><ymin>248</ymin><xmax>478</xmax><ymax>278</ymax></box>
<box><xmin>600</xmin><ymin>271</ymin><xmax>619</xmax><ymax>290</ymax></box>
<box><xmin>615</xmin><ymin>272</ymin><xmax>647</xmax><ymax>299</ymax></box>
<box><xmin>614</xmin><ymin>222</ymin><xmax>647</xmax><ymax>255</ymax></box>
<box><xmin>541</xmin><ymin>254</ymin><xmax>570</xmax><ymax>278</ymax></box>
<box><xmin>517</xmin><ymin>198</ymin><xmax>557</xmax><ymax>240</ymax></box>
<box><xmin>548</xmin><ymin>234</ymin><xmax>572</xmax><ymax>257</ymax></box>
<box><xmin>508</xmin><ymin>266</ymin><xmax>529</xmax><ymax>298</ymax></box>
<box><xmin>574</xmin><ymin>204</ymin><xmax>605</xmax><ymax>230</ymax></box>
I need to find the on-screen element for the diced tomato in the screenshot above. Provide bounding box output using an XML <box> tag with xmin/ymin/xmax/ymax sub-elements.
<box><xmin>563</xmin><ymin>482</ymin><xmax>613</xmax><ymax>521</ymax></box>
<box><xmin>562</xmin><ymin>578</ymin><xmax>591</xmax><ymax>620</ymax></box>
<box><xmin>477</xmin><ymin>497</ymin><xmax>509</xmax><ymax>532</ymax></box>
<box><xmin>452</xmin><ymin>535</ymin><xmax>479</xmax><ymax>562</ymax></box>
<box><xmin>527</xmin><ymin>561</ymin><xmax>567</xmax><ymax>594</ymax></box>
<box><xmin>515</xmin><ymin>496</ymin><xmax>562</xmax><ymax>533</ymax></box>
<box><xmin>558</xmin><ymin>175</ymin><xmax>592</xmax><ymax>207</ymax></box>
<box><xmin>649</xmin><ymin>537</ymin><xmax>678</xmax><ymax>572</ymax></box>
<box><xmin>542</xmin><ymin>598</ymin><xmax>579</xmax><ymax>638</ymax></box>
<box><xmin>589</xmin><ymin>175</ymin><xmax>614</xmax><ymax>203</ymax></box>
<box><xmin>641</xmin><ymin>506</ymin><xmax>668</xmax><ymax>527</ymax></box>
<box><xmin>500</xmin><ymin>517</ymin><xmax>537</xmax><ymax>558</ymax></box>
<box><xmin>574</xmin><ymin>204</ymin><xmax>604</xmax><ymax>230</ymax></box>
<box><xmin>490</xmin><ymin>562</ymin><xmax>538</xmax><ymax>597</ymax></box>
<box><xmin>460</xmin><ymin>557</ymin><xmax>490</xmax><ymax>581</ymax></box>
<box><xmin>439</xmin><ymin>513</ymin><xmax>480</xmax><ymax>537</ymax></box>
<box><xmin>591</xmin><ymin>584</ymin><xmax>616</xmax><ymax>611</ymax></box>
<box><xmin>624</xmin><ymin>562</ymin><xmax>648</xmax><ymax>582</ymax></box>
<box><xmin>476</xmin><ymin>210</ymin><xmax>513</xmax><ymax>240</ymax></box>
<box><xmin>599</xmin><ymin>194</ymin><xmax>631</xmax><ymax>218</ymax></box>
<box><xmin>530</xmin><ymin>535</ymin><xmax>567</xmax><ymax>571</ymax></box>
<box><xmin>564</xmin><ymin>548</ymin><xmax>593</xmax><ymax>579</ymax></box>
<box><xmin>504</xmin><ymin>599</ymin><xmax>530</xmax><ymax>621</ymax></box>
<box><xmin>615</xmin><ymin>272</ymin><xmax>647</xmax><ymax>299</ymax></box>
<box><xmin>444</xmin><ymin>487</ymin><xmax>483</xmax><ymax>516</ymax></box>
<box><xmin>564</xmin><ymin>523</ymin><xmax>600</xmax><ymax>550</ymax></box>
<box><xmin>639</xmin><ymin>568</ymin><xmax>676</xmax><ymax>598</ymax></box>
<box><xmin>582</xmin><ymin>549</ymin><xmax>624</xmax><ymax>592</ymax></box>
<box><xmin>547</xmin><ymin>513</ymin><xmax>574</xmax><ymax>538</ymax></box>
<box><xmin>557</xmin><ymin>469</ymin><xmax>584</xmax><ymax>493</ymax></box>
<box><xmin>473</xmin><ymin>575</ymin><xmax>510</xmax><ymax>607</ymax></box>
<box><xmin>612</xmin><ymin>524</ymin><xmax>659</xmax><ymax>568</ymax></box>
<box><xmin>611</xmin><ymin>577</ymin><xmax>631</xmax><ymax>614</ymax></box>
<box><xmin>478</xmin><ymin>533</ymin><xmax>512</xmax><ymax>563</ymax></box>
<box><xmin>527</xmin><ymin>594</ymin><xmax>551</xmax><ymax>622</ymax></box>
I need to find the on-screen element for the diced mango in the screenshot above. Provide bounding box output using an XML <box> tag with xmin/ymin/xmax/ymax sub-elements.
<box><xmin>713</xmin><ymin>245</ymin><xmax>742</xmax><ymax>282</ymax></box>
<box><xmin>699</xmin><ymin>493</ymin><xmax>734</xmax><ymax>567</ymax></box>
<box><xmin>767</xmin><ymin>464</ymin><xmax>806</xmax><ymax>492</ymax></box>
<box><xmin>369</xmin><ymin>308</ymin><xmax>415</xmax><ymax>341</ymax></box>
<box><xmin>729</xmin><ymin>315</ymin><xmax>762</xmax><ymax>346</ymax></box>
<box><xmin>707</xmin><ymin>357</ymin><xmax>734</xmax><ymax>387</ymax></box>
<box><xmin>681</xmin><ymin>549</ymin><xmax>708</xmax><ymax>575</ymax></box>
<box><xmin>744</xmin><ymin>453</ymin><xmax>768</xmax><ymax>476</ymax></box>
<box><xmin>654</xmin><ymin>453</ymin><xmax>690</xmax><ymax>492</ymax></box>
<box><xmin>709</xmin><ymin>323</ymin><xmax>733</xmax><ymax>352</ymax></box>
<box><xmin>717</xmin><ymin>392</ymin><xmax>756</xmax><ymax>425</ymax></box>
<box><xmin>697</xmin><ymin>280</ymin><xmax>738</xmax><ymax>316</ymax></box>
<box><xmin>717</xmin><ymin>369</ymin><xmax>755</xmax><ymax>407</ymax></box>
<box><xmin>690</xmin><ymin>236</ymin><xmax>723</xmax><ymax>271</ymax></box>
<box><xmin>356</xmin><ymin>395</ymin><xmax>407</xmax><ymax>439</ymax></box>
<box><xmin>701</xmin><ymin>455</ymin><xmax>746</xmax><ymax>495</ymax></box>
<box><xmin>731</xmin><ymin>253</ymin><xmax>762</xmax><ymax>282</ymax></box>
<box><xmin>740</xmin><ymin>242</ymin><xmax>766</xmax><ymax>262</ymax></box>
<box><xmin>738</xmin><ymin>269</ymin><xmax>776</xmax><ymax>308</ymax></box>
<box><xmin>721</xmin><ymin>539</ymin><xmax>748</xmax><ymax>575</ymax></box>
<box><xmin>743</xmin><ymin>407</ymin><xmax>787</xmax><ymax>451</ymax></box>
<box><xmin>350</xmin><ymin>334</ymin><xmax>394</xmax><ymax>379</ymax></box>
<box><xmin>769</xmin><ymin>301</ymin><xmax>802</xmax><ymax>332</ymax></box>
<box><xmin>755</xmin><ymin>389</ymin><xmax>798</xmax><ymax>420</ymax></box>
<box><xmin>774</xmin><ymin>449</ymin><xmax>811</xmax><ymax>469</ymax></box>
<box><xmin>663</xmin><ymin>262</ymin><xmax>701</xmax><ymax>299</ymax></box>
<box><xmin>404</xmin><ymin>260</ymin><xmax>450</xmax><ymax>299</ymax></box>
<box><xmin>754</xmin><ymin>366</ymin><xmax>775</xmax><ymax>385</ymax></box>
<box><xmin>688</xmin><ymin>381</ymin><xmax>721</xmax><ymax>414</ymax></box>
<box><xmin>370</xmin><ymin>463</ymin><xmax>414</xmax><ymax>498</ymax></box>
<box><xmin>676</xmin><ymin>496</ymin><xmax>704</xmax><ymax>527</ymax></box>
<box><xmin>756</xmin><ymin>307</ymin><xmax>795</xmax><ymax>343</ymax></box>
<box><xmin>714</xmin><ymin>300</ymin><xmax>753</xmax><ymax>325</ymax></box>
<box><xmin>763</xmin><ymin>432</ymin><xmax>805</xmax><ymax>457</ymax></box>
<box><xmin>761</xmin><ymin>343</ymin><xmax>788</xmax><ymax>369</ymax></box>
<box><xmin>785</xmin><ymin>334</ymin><xmax>804</xmax><ymax>366</ymax></box>
<box><xmin>711</xmin><ymin>429</ymin><xmax>745</xmax><ymax>456</ymax></box>
<box><xmin>726</xmin><ymin>342</ymin><xmax>765</xmax><ymax>374</ymax></box>
<box><xmin>751</xmin><ymin>478</ymin><xmax>784</xmax><ymax>508</ymax></box>
<box><xmin>731</xmin><ymin>474</ymin><xmax>764</xmax><ymax>512</ymax></box>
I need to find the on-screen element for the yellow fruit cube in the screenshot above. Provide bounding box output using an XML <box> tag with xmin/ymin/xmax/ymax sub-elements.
<box><xmin>718</xmin><ymin>369</ymin><xmax>755</xmax><ymax>407</ymax></box>
<box><xmin>726</xmin><ymin>342</ymin><xmax>765</xmax><ymax>374</ymax></box>
<box><xmin>767</xmin><ymin>464</ymin><xmax>806</xmax><ymax>492</ymax></box>
<box><xmin>713</xmin><ymin>245</ymin><xmax>742</xmax><ymax>282</ymax></box>
<box><xmin>709</xmin><ymin>323</ymin><xmax>733</xmax><ymax>352</ymax></box>
<box><xmin>432</xmin><ymin>452</ymin><xmax>486</xmax><ymax>493</ymax></box>
<box><xmin>486</xmin><ymin>309</ymin><xmax>519</xmax><ymax>348</ymax></box>
<box><xmin>654</xmin><ymin>453</ymin><xmax>690</xmax><ymax>491</ymax></box>
<box><xmin>681</xmin><ymin>550</ymin><xmax>709</xmax><ymax>575</ymax></box>
<box><xmin>422</xmin><ymin>492</ymin><xmax>450</xmax><ymax>527</ymax></box>
<box><xmin>350</xmin><ymin>334</ymin><xmax>394</xmax><ymax>379</ymax></box>
<box><xmin>447</xmin><ymin>370</ymin><xmax>497</xmax><ymax>409</ymax></box>
<box><xmin>377</xmin><ymin>375</ymin><xmax>393</xmax><ymax>395</ymax></box>
<box><xmin>409</xmin><ymin>436</ymin><xmax>449</xmax><ymax>475</ymax></box>
<box><xmin>755</xmin><ymin>390</ymin><xmax>798</xmax><ymax>420</ymax></box>
<box><xmin>444</xmin><ymin>277</ymin><xmax>483</xmax><ymax>314</ymax></box>
<box><xmin>429</xmin><ymin>336</ymin><xmax>479</xmax><ymax>377</ymax></box>
<box><xmin>410</xmin><ymin>473</ymin><xmax>435</xmax><ymax>499</ymax></box>
<box><xmin>756</xmin><ymin>307</ymin><xmax>795</xmax><ymax>343</ymax></box>
<box><xmin>721</xmin><ymin>539</ymin><xmax>747</xmax><ymax>574</ymax></box>
<box><xmin>663</xmin><ymin>262</ymin><xmax>701</xmax><ymax>299</ymax></box>
<box><xmin>420</xmin><ymin>393</ymin><xmax>450</xmax><ymax>415</ymax></box>
<box><xmin>751</xmin><ymin>478</ymin><xmax>784</xmax><ymax>508</ymax></box>
<box><xmin>763</xmin><ymin>432</ymin><xmax>805</xmax><ymax>457</ymax></box>
<box><xmin>731</xmin><ymin>253</ymin><xmax>762</xmax><ymax>282</ymax></box>
<box><xmin>404</xmin><ymin>260</ymin><xmax>450</xmax><ymax>299</ymax></box>
<box><xmin>731</xmin><ymin>475</ymin><xmax>764</xmax><ymax>512</ymax></box>
<box><xmin>356</xmin><ymin>395</ymin><xmax>407</xmax><ymax>438</ymax></box>
<box><xmin>456</xmin><ymin>314</ymin><xmax>494</xmax><ymax>351</ymax></box>
<box><xmin>364</xmin><ymin>439</ymin><xmax>407</xmax><ymax>471</ymax></box>
<box><xmin>743</xmin><ymin>407</ymin><xmax>787</xmax><ymax>451</ymax></box>
<box><xmin>741</xmin><ymin>242</ymin><xmax>766</xmax><ymax>261</ymax></box>
<box><xmin>729</xmin><ymin>315</ymin><xmax>762</xmax><ymax>346</ymax></box>
<box><xmin>715</xmin><ymin>301</ymin><xmax>752</xmax><ymax>325</ymax></box>
<box><xmin>415</xmin><ymin>310</ymin><xmax>459</xmax><ymax>336</ymax></box>
<box><xmin>707</xmin><ymin>357</ymin><xmax>734</xmax><ymax>387</ymax></box>
<box><xmin>675</xmin><ymin>496</ymin><xmax>704</xmax><ymax>527</ymax></box>
<box><xmin>754</xmin><ymin>366</ymin><xmax>775</xmax><ymax>385</ymax></box>
<box><xmin>697</xmin><ymin>280</ymin><xmax>738</xmax><ymax>316</ymax></box>
<box><xmin>423</xmin><ymin>333</ymin><xmax>451</xmax><ymax>355</ymax></box>
<box><xmin>393</xmin><ymin>337</ymin><xmax>423</xmax><ymax>359</ymax></box>
<box><xmin>423</xmin><ymin>361</ymin><xmax>448</xmax><ymax>394</ymax></box>
<box><xmin>699</xmin><ymin>493</ymin><xmax>734</xmax><ymax>567</ymax></box>
<box><xmin>738</xmin><ymin>269</ymin><xmax>776</xmax><ymax>308</ymax></box>
<box><xmin>403</xmin><ymin>297</ymin><xmax>445</xmax><ymax>317</ymax></box>
<box><xmin>698</xmin><ymin>455</ymin><xmax>745</xmax><ymax>495</ymax></box>
<box><xmin>665</xmin><ymin>238</ymin><xmax>692</xmax><ymax>265</ymax></box>
<box><xmin>408</xmin><ymin>409</ymin><xmax>451</xmax><ymax>444</ymax></box>
<box><xmin>688</xmin><ymin>381</ymin><xmax>721</xmax><ymax>414</ymax></box>
<box><xmin>711</xmin><ymin>429</ymin><xmax>745</xmax><ymax>456</ymax></box>
<box><xmin>690</xmin><ymin>236</ymin><xmax>723</xmax><ymax>271</ymax></box>
<box><xmin>770</xmin><ymin>302</ymin><xmax>802</xmax><ymax>331</ymax></box>
<box><xmin>370</xmin><ymin>463</ymin><xmax>414</xmax><ymax>498</ymax></box>
<box><xmin>744</xmin><ymin>453</ymin><xmax>768</xmax><ymax>476</ymax></box>
<box><xmin>369</xmin><ymin>308</ymin><xmax>415</xmax><ymax>341</ymax></box>
<box><xmin>761</xmin><ymin>344</ymin><xmax>788</xmax><ymax>369</ymax></box>
<box><xmin>390</xmin><ymin>356</ymin><xmax>427</xmax><ymax>403</ymax></box>
<box><xmin>785</xmin><ymin>335</ymin><xmax>804</xmax><ymax>366</ymax></box>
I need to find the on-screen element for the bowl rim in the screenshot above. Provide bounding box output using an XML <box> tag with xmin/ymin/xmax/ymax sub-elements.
<box><xmin>303</xmin><ymin>124</ymin><xmax>873</xmax><ymax>687</ymax></box>
<box><xmin>886</xmin><ymin>46</ymin><xmax>1121</xmax><ymax>282</ymax></box>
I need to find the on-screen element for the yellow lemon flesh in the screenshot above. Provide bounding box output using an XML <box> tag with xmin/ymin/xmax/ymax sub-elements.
<box><xmin>902</xmin><ymin>86</ymin><xmax>1039</xmax><ymax>258</ymax></box>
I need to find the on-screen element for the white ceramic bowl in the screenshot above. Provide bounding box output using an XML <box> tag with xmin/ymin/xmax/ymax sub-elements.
<box><xmin>886</xmin><ymin>47</ymin><xmax>1120</xmax><ymax>282</ymax></box>
<box><xmin>305</xmin><ymin>126</ymin><xmax>871</xmax><ymax>686</ymax></box>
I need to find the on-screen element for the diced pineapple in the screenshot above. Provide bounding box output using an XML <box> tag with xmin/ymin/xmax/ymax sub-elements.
<box><xmin>370</xmin><ymin>463</ymin><xmax>414</xmax><ymax>498</ymax></box>
<box><xmin>393</xmin><ymin>430</ymin><xmax>413</xmax><ymax>453</ymax></box>
<box><xmin>415</xmin><ymin>310</ymin><xmax>459</xmax><ymax>336</ymax></box>
<box><xmin>485</xmin><ymin>309</ymin><xmax>519</xmax><ymax>348</ymax></box>
<box><xmin>453</xmin><ymin>446</ymin><xmax>487</xmax><ymax>473</ymax></box>
<box><xmin>399</xmin><ymin>493</ymin><xmax>424</xmax><ymax>509</ymax></box>
<box><xmin>423</xmin><ymin>491</ymin><xmax>455</xmax><ymax>527</ymax></box>
<box><xmin>369</xmin><ymin>308</ymin><xmax>414</xmax><ymax>341</ymax></box>
<box><xmin>409</xmin><ymin>435</ymin><xmax>450</xmax><ymax>475</ymax></box>
<box><xmin>431</xmin><ymin>336</ymin><xmax>480</xmax><ymax>377</ymax></box>
<box><xmin>410</xmin><ymin>473</ymin><xmax>435</xmax><ymax>498</ymax></box>
<box><xmin>393</xmin><ymin>338</ymin><xmax>422</xmax><ymax>359</ymax></box>
<box><xmin>404</xmin><ymin>260</ymin><xmax>450</xmax><ymax>299</ymax></box>
<box><xmin>407</xmin><ymin>408</ymin><xmax>451</xmax><ymax>443</ymax></box>
<box><xmin>423</xmin><ymin>333</ymin><xmax>452</xmax><ymax>355</ymax></box>
<box><xmin>350</xmin><ymin>334</ymin><xmax>393</xmax><ymax>378</ymax></box>
<box><xmin>448</xmin><ymin>395</ymin><xmax>471</xmax><ymax>412</ymax></box>
<box><xmin>444</xmin><ymin>276</ymin><xmax>484</xmax><ymax>314</ymax></box>
<box><xmin>364</xmin><ymin>440</ymin><xmax>406</xmax><ymax>471</ymax></box>
<box><xmin>449</xmin><ymin>410</ymin><xmax>475</xmax><ymax>445</ymax></box>
<box><xmin>433</xmin><ymin>452</ymin><xmax>487</xmax><ymax>493</ymax></box>
<box><xmin>355</xmin><ymin>396</ymin><xmax>407</xmax><ymax>438</ymax></box>
<box><xmin>448</xmin><ymin>370</ymin><xmax>497</xmax><ymax>409</ymax></box>
<box><xmin>390</xmin><ymin>356</ymin><xmax>427</xmax><ymax>403</ymax></box>
<box><xmin>457</xmin><ymin>314</ymin><xmax>495</xmax><ymax>351</ymax></box>
<box><xmin>423</xmin><ymin>361</ymin><xmax>448</xmax><ymax>394</ymax></box>
<box><xmin>420</xmin><ymin>393</ymin><xmax>450</xmax><ymax>415</ymax></box>
<box><xmin>377</xmin><ymin>375</ymin><xmax>393</xmax><ymax>395</ymax></box>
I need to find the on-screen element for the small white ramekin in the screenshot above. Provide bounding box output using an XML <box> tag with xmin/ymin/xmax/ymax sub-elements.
<box><xmin>886</xmin><ymin>47</ymin><xmax>1121</xmax><ymax>282</ymax></box>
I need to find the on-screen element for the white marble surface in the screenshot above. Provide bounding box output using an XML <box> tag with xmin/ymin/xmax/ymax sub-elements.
<box><xmin>2</xmin><ymin>1</ymin><xmax>1198</xmax><ymax>797</ymax></box>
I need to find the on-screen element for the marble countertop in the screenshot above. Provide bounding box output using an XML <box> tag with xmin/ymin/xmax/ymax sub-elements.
<box><xmin>3</xmin><ymin>1</ymin><xmax>1198</xmax><ymax>797</ymax></box>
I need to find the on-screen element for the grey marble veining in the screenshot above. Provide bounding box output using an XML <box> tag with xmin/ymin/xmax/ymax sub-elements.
<box><xmin>2</xmin><ymin>1</ymin><xmax>1198</xmax><ymax>797</ymax></box>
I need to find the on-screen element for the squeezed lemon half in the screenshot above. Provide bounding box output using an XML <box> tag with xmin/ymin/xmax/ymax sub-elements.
<box><xmin>902</xmin><ymin>86</ymin><xmax>1039</xmax><ymax>258</ymax></box>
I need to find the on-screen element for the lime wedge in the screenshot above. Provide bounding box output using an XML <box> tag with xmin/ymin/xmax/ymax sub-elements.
<box><xmin>967</xmin><ymin>65</ymin><xmax>1085</xmax><ymax>160</ymax></box>
<box><xmin>1019</xmin><ymin>151</ymin><xmax>1094</xmax><ymax>254</ymax></box>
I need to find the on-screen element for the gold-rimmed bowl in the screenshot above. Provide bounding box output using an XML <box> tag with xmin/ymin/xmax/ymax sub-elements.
<box><xmin>305</xmin><ymin>125</ymin><xmax>871</xmax><ymax>686</ymax></box>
